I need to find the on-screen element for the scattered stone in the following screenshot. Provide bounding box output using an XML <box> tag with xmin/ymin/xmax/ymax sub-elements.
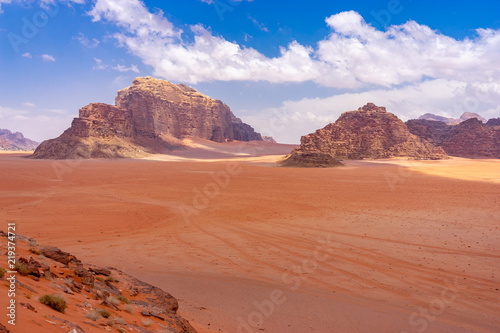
<box><xmin>141</xmin><ymin>311</ymin><xmax>151</xmax><ymax>317</ymax></box>
<box><xmin>89</xmin><ymin>267</ymin><xmax>111</xmax><ymax>276</ymax></box>
<box><xmin>100</xmin><ymin>299</ymin><xmax>120</xmax><ymax>311</ymax></box>
<box><xmin>40</xmin><ymin>247</ymin><xmax>78</xmax><ymax>265</ymax></box>
<box><xmin>20</xmin><ymin>302</ymin><xmax>36</xmax><ymax>312</ymax></box>
<box><xmin>0</xmin><ymin>323</ymin><xmax>9</xmax><ymax>333</ymax></box>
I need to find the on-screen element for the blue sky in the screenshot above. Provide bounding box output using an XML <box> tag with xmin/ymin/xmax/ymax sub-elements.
<box><xmin>1</xmin><ymin>0</ymin><xmax>500</xmax><ymax>143</ymax></box>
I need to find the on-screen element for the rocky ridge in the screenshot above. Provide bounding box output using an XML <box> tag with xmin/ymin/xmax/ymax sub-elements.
<box><xmin>31</xmin><ymin>77</ymin><xmax>262</xmax><ymax>159</ymax></box>
<box><xmin>282</xmin><ymin>103</ymin><xmax>447</xmax><ymax>167</ymax></box>
<box><xmin>0</xmin><ymin>129</ymin><xmax>39</xmax><ymax>151</ymax></box>
<box><xmin>407</xmin><ymin>117</ymin><xmax>500</xmax><ymax>158</ymax></box>
<box><xmin>0</xmin><ymin>232</ymin><xmax>197</xmax><ymax>333</ymax></box>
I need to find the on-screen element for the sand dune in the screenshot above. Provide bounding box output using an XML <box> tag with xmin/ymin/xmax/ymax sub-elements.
<box><xmin>0</xmin><ymin>150</ymin><xmax>499</xmax><ymax>332</ymax></box>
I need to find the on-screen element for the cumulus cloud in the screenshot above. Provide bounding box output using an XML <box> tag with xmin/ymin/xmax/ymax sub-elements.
<box><xmin>21</xmin><ymin>52</ymin><xmax>32</xmax><ymax>58</ymax></box>
<box><xmin>87</xmin><ymin>3</ymin><xmax>500</xmax><ymax>90</ymax></box>
<box><xmin>41</xmin><ymin>54</ymin><xmax>55</xmax><ymax>62</ymax></box>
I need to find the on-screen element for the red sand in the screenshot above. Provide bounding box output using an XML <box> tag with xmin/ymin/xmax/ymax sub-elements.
<box><xmin>0</xmin><ymin>149</ymin><xmax>499</xmax><ymax>333</ymax></box>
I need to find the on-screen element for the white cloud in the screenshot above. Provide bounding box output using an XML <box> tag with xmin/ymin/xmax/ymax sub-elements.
<box><xmin>74</xmin><ymin>32</ymin><xmax>100</xmax><ymax>48</ymax></box>
<box><xmin>0</xmin><ymin>0</ymin><xmax>84</xmax><ymax>14</ymax></box>
<box><xmin>0</xmin><ymin>105</ymin><xmax>72</xmax><ymax>142</ymax></box>
<box><xmin>92</xmin><ymin>58</ymin><xmax>139</xmax><ymax>73</ymax></box>
<box><xmin>21</xmin><ymin>52</ymin><xmax>32</xmax><ymax>58</ymax></box>
<box><xmin>41</xmin><ymin>54</ymin><xmax>55</xmax><ymax>62</ymax></box>
<box><xmin>22</xmin><ymin>102</ymin><xmax>36</xmax><ymax>107</ymax></box>
<box><xmin>248</xmin><ymin>14</ymin><xmax>269</xmax><ymax>32</ymax></box>
<box><xmin>87</xmin><ymin>4</ymin><xmax>500</xmax><ymax>90</ymax></box>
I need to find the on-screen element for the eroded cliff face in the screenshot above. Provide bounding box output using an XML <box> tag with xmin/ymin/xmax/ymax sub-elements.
<box><xmin>407</xmin><ymin>118</ymin><xmax>500</xmax><ymax>158</ymax></box>
<box><xmin>32</xmin><ymin>77</ymin><xmax>262</xmax><ymax>159</ymax></box>
<box><xmin>282</xmin><ymin>103</ymin><xmax>447</xmax><ymax>167</ymax></box>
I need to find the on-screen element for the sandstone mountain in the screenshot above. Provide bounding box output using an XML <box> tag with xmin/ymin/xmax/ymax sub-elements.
<box><xmin>418</xmin><ymin>112</ymin><xmax>487</xmax><ymax>125</ymax></box>
<box><xmin>32</xmin><ymin>77</ymin><xmax>262</xmax><ymax>159</ymax></box>
<box><xmin>0</xmin><ymin>128</ymin><xmax>38</xmax><ymax>151</ymax></box>
<box><xmin>407</xmin><ymin>117</ymin><xmax>500</xmax><ymax>158</ymax></box>
<box><xmin>282</xmin><ymin>103</ymin><xmax>447</xmax><ymax>167</ymax></box>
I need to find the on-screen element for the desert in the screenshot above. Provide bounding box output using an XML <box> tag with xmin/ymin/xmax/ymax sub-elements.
<box><xmin>1</xmin><ymin>144</ymin><xmax>499</xmax><ymax>332</ymax></box>
<box><xmin>2</xmin><ymin>2</ymin><xmax>500</xmax><ymax>333</ymax></box>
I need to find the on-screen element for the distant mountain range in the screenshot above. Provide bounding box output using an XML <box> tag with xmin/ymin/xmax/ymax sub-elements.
<box><xmin>418</xmin><ymin>112</ymin><xmax>487</xmax><ymax>125</ymax></box>
<box><xmin>0</xmin><ymin>129</ymin><xmax>39</xmax><ymax>151</ymax></box>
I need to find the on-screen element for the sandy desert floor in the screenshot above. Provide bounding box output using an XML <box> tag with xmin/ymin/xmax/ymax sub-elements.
<box><xmin>0</xmin><ymin>144</ymin><xmax>499</xmax><ymax>333</ymax></box>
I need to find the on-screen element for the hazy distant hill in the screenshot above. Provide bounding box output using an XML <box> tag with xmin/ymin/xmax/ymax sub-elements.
<box><xmin>0</xmin><ymin>128</ymin><xmax>39</xmax><ymax>151</ymax></box>
<box><xmin>418</xmin><ymin>112</ymin><xmax>487</xmax><ymax>125</ymax></box>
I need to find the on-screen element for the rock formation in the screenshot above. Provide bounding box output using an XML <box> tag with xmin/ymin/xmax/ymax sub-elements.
<box><xmin>0</xmin><ymin>232</ymin><xmax>197</xmax><ymax>333</ymax></box>
<box><xmin>486</xmin><ymin>118</ymin><xmax>500</xmax><ymax>127</ymax></box>
<box><xmin>0</xmin><ymin>129</ymin><xmax>38</xmax><ymax>150</ymax></box>
<box><xmin>417</xmin><ymin>112</ymin><xmax>486</xmax><ymax>125</ymax></box>
<box><xmin>32</xmin><ymin>77</ymin><xmax>262</xmax><ymax>159</ymax></box>
<box><xmin>407</xmin><ymin>118</ymin><xmax>500</xmax><ymax>158</ymax></box>
<box><xmin>282</xmin><ymin>103</ymin><xmax>447</xmax><ymax>167</ymax></box>
<box><xmin>262</xmin><ymin>136</ymin><xmax>277</xmax><ymax>143</ymax></box>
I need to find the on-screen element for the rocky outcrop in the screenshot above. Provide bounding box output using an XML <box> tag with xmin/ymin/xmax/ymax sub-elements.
<box><xmin>282</xmin><ymin>103</ymin><xmax>447</xmax><ymax>167</ymax></box>
<box><xmin>407</xmin><ymin>118</ymin><xmax>500</xmax><ymax>158</ymax></box>
<box><xmin>417</xmin><ymin>112</ymin><xmax>486</xmax><ymax>125</ymax></box>
<box><xmin>0</xmin><ymin>129</ymin><xmax>38</xmax><ymax>150</ymax></box>
<box><xmin>486</xmin><ymin>118</ymin><xmax>500</xmax><ymax>127</ymax></box>
<box><xmin>262</xmin><ymin>136</ymin><xmax>277</xmax><ymax>143</ymax></box>
<box><xmin>31</xmin><ymin>77</ymin><xmax>262</xmax><ymax>159</ymax></box>
<box><xmin>0</xmin><ymin>232</ymin><xmax>197</xmax><ymax>333</ymax></box>
<box><xmin>281</xmin><ymin>151</ymin><xmax>343</xmax><ymax>167</ymax></box>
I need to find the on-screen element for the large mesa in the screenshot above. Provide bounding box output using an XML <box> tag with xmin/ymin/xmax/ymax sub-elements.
<box><xmin>31</xmin><ymin>77</ymin><xmax>262</xmax><ymax>159</ymax></box>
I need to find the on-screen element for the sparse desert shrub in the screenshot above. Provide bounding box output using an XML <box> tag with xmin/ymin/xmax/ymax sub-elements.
<box><xmin>99</xmin><ymin>308</ymin><xmax>111</xmax><ymax>318</ymax></box>
<box><xmin>39</xmin><ymin>294</ymin><xmax>67</xmax><ymax>313</ymax></box>
<box><xmin>124</xmin><ymin>305</ymin><xmax>134</xmax><ymax>314</ymax></box>
<box><xmin>116</xmin><ymin>295</ymin><xmax>129</xmax><ymax>304</ymax></box>
<box><xmin>29</xmin><ymin>248</ymin><xmax>41</xmax><ymax>255</ymax></box>
<box><xmin>0</xmin><ymin>267</ymin><xmax>6</xmax><ymax>279</ymax></box>
<box><xmin>29</xmin><ymin>239</ymin><xmax>37</xmax><ymax>247</ymax></box>
<box><xmin>114</xmin><ymin>317</ymin><xmax>126</xmax><ymax>325</ymax></box>
<box><xmin>107</xmin><ymin>296</ymin><xmax>121</xmax><ymax>306</ymax></box>
<box><xmin>85</xmin><ymin>310</ymin><xmax>100</xmax><ymax>321</ymax></box>
<box><xmin>15</xmin><ymin>262</ymin><xmax>30</xmax><ymax>276</ymax></box>
<box><xmin>105</xmin><ymin>319</ymin><xmax>114</xmax><ymax>327</ymax></box>
<box><xmin>96</xmin><ymin>276</ymin><xmax>105</xmax><ymax>282</ymax></box>
<box><xmin>142</xmin><ymin>318</ymin><xmax>152</xmax><ymax>327</ymax></box>
<box><xmin>116</xmin><ymin>326</ymin><xmax>126</xmax><ymax>333</ymax></box>
<box><xmin>106</xmin><ymin>276</ymin><xmax>116</xmax><ymax>282</ymax></box>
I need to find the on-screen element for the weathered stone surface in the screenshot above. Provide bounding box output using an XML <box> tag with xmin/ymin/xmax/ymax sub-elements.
<box><xmin>407</xmin><ymin>118</ymin><xmax>500</xmax><ymax>158</ymax></box>
<box><xmin>281</xmin><ymin>151</ymin><xmax>343</xmax><ymax>168</ymax></box>
<box><xmin>283</xmin><ymin>103</ymin><xmax>447</xmax><ymax>167</ymax></box>
<box><xmin>31</xmin><ymin>77</ymin><xmax>262</xmax><ymax>159</ymax></box>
